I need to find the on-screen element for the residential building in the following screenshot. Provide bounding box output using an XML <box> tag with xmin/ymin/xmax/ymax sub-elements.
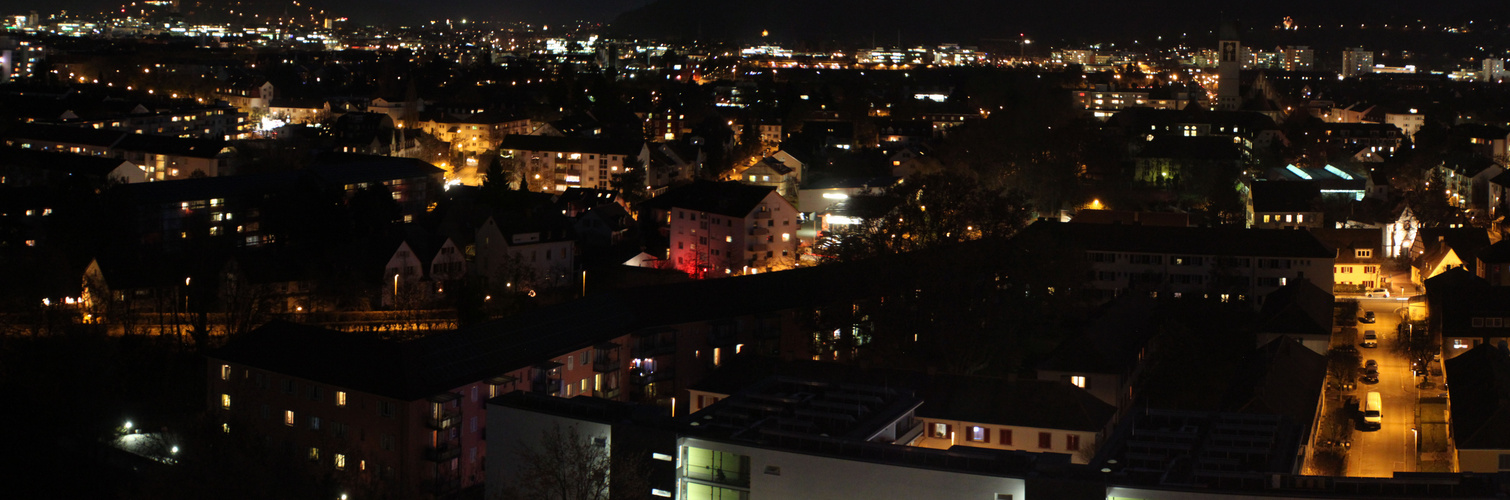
<box><xmin>1483</xmin><ymin>59</ymin><xmax>1507</xmax><ymax>82</ymax></box>
<box><xmin>0</xmin><ymin>147</ymin><xmax>145</xmax><ymax>187</ymax></box>
<box><xmin>415</xmin><ymin>112</ymin><xmax>534</xmax><ymax>155</ymax></box>
<box><xmin>1073</xmin><ymin>87</ymin><xmax>1196</xmax><ymax>120</ymax></box>
<box><xmin>1437</xmin><ymin>156</ymin><xmax>1504</xmax><ymax>211</ymax></box>
<box><xmin>740</xmin><ymin>156</ymin><xmax>800</xmax><ymax>196</ymax></box>
<box><xmin>1444</xmin><ymin>344</ymin><xmax>1510</xmax><ymax>472</ymax></box>
<box><xmin>1409</xmin><ymin>228</ymin><xmax>1488</xmax><ymax>283</ymax></box>
<box><xmin>497</xmin><ymin>135</ymin><xmax>648</xmax><ymax>193</ymax></box>
<box><xmin>641</xmin><ymin>181</ymin><xmax>799</xmax><ymax>278</ymax></box>
<box><xmin>1312</xmin><ymin>228</ymin><xmax>1386</xmax><ymax>293</ymax></box>
<box><xmin>1255</xmin><ymin>282</ymin><xmax>1335</xmax><ymax>353</ymax></box>
<box><xmin>645</xmin><ymin>142</ymin><xmax>701</xmax><ymax>194</ymax></box>
<box><xmin>914</xmin><ymin>378</ymin><xmax>1114</xmax><ymax>464</ymax></box>
<box><xmin>1424</xmin><ymin>268</ymin><xmax>1510</xmax><ymax>359</ymax></box>
<box><xmin>1015</xmin><ymin>221</ymin><xmax>1335</xmax><ymax>305</ymax></box>
<box><xmin>1478</xmin><ymin>240</ymin><xmax>1510</xmax><ymax>287</ymax></box>
<box><xmin>216</xmin><ymin>78</ymin><xmax>275</xmax><ymax>114</ymax></box>
<box><xmin>3</xmin><ymin>124</ymin><xmax>235</xmax><ymax>179</ymax></box>
<box><xmin>0</xmin><ymin>35</ymin><xmax>41</xmax><ymax>83</ymax></box>
<box><xmin>1341</xmin><ymin>48</ymin><xmax>1374</xmax><ymax>78</ymax></box>
<box><xmin>473</xmin><ymin>215</ymin><xmax>576</xmax><ymax>291</ymax></box>
<box><xmin>1250</xmin><ymin>181</ymin><xmax>1324</xmax><ymax>229</ymax></box>
<box><xmin>1280</xmin><ymin>46</ymin><xmax>1313</xmax><ymax>71</ymax></box>
<box><xmin>1132</xmin><ymin>136</ymin><xmax>1244</xmax><ymax>187</ymax></box>
<box><xmin>488</xmin><ymin>380</ymin><xmax>1038</xmax><ymax>500</ymax></box>
<box><xmin>379</xmin><ymin>233</ymin><xmax>467</xmax><ymax>308</ymax></box>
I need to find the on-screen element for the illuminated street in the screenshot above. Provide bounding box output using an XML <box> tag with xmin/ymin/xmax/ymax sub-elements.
<box><xmin>1342</xmin><ymin>296</ymin><xmax>1424</xmax><ymax>477</ymax></box>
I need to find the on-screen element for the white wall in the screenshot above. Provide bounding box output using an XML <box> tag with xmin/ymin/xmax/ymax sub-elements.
<box><xmin>485</xmin><ymin>405</ymin><xmax>614</xmax><ymax>500</ymax></box>
<box><xmin>678</xmin><ymin>437</ymin><xmax>1026</xmax><ymax>500</ymax></box>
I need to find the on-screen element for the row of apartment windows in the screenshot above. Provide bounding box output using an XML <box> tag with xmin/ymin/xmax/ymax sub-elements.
<box><xmin>931</xmin><ymin>423</ymin><xmax>1082</xmax><ymax>451</ymax></box>
<box><xmin>1337</xmin><ymin>266</ymin><xmax>1378</xmax><ymax>274</ymax></box>
<box><xmin>224</xmin><ymin>364</ymin><xmax>393</xmax><ymax>416</ymax></box>
<box><xmin>1472</xmin><ymin>317</ymin><xmax>1509</xmax><ymax>328</ymax></box>
<box><xmin>1260</xmin><ymin>214</ymin><xmax>1308</xmax><ymax>224</ymax></box>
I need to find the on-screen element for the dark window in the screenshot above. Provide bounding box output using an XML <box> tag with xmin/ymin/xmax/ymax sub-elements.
<box><xmin>1038</xmin><ymin>432</ymin><xmax>1052</xmax><ymax>449</ymax></box>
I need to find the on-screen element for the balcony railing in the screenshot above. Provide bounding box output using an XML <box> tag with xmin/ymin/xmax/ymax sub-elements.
<box><xmin>629</xmin><ymin>367</ymin><xmax>675</xmax><ymax>386</ymax></box>
<box><xmin>754</xmin><ymin>211</ymin><xmax>772</xmax><ymax>219</ymax></box>
<box><xmin>593</xmin><ymin>357</ymin><xmax>620</xmax><ymax>373</ymax></box>
<box><xmin>631</xmin><ymin>341</ymin><xmax>675</xmax><ymax>358</ymax></box>
<box><xmin>424</xmin><ymin>443</ymin><xmax>461</xmax><ymax>462</ymax></box>
<box><xmin>685</xmin><ymin>464</ymin><xmax>751</xmax><ymax>487</ymax></box>
<box><xmin>425</xmin><ymin>410</ymin><xmax>461</xmax><ymax>430</ymax></box>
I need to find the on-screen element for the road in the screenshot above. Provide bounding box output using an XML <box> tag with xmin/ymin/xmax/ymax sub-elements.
<box><xmin>1344</xmin><ymin>296</ymin><xmax>1419</xmax><ymax>477</ymax></box>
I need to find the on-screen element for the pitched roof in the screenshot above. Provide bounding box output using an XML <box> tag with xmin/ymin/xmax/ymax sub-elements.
<box><xmin>1479</xmin><ymin>240</ymin><xmax>1510</xmax><ymax>265</ymax></box>
<box><xmin>1257</xmin><ymin>282</ymin><xmax>1333</xmax><ymax>336</ymax></box>
<box><xmin>0</xmin><ymin>147</ymin><xmax>133</xmax><ymax>178</ymax></box>
<box><xmin>1136</xmin><ymin>136</ymin><xmax>1243</xmax><ymax>161</ymax></box>
<box><xmin>496</xmin><ymin>134</ymin><xmax>642</xmax><ymax>156</ymax></box>
<box><xmin>309</xmin><ymin>154</ymin><xmax>444</xmax><ymax>185</ymax></box>
<box><xmin>1445</xmin><ymin>344</ymin><xmax>1510</xmax><ymax>450</ymax></box>
<box><xmin>639</xmin><ymin>180</ymin><xmax>782</xmax><ymax>218</ymax></box>
<box><xmin>1016</xmin><ymin>220</ymin><xmax>1335</xmax><ymax>258</ymax></box>
<box><xmin>1310</xmin><ymin>228</ymin><xmax>1381</xmax><ymax>264</ymax></box>
<box><xmin>211</xmin><ymin>260</ymin><xmax>908</xmax><ymax>401</ymax></box>
<box><xmin>114</xmin><ymin>133</ymin><xmax>230</xmax><ymax>159</ymax></box>
<box><xmin>1250</xmin><ymin>181</ymin><xmax>1322</xmax><ymax>213</ymax></box>
<box><xmin>1035</xmin><ymin>295</ymin><xmax>1161</xmax><ymax>374</ymax></box>
<box><xmin>1220</xmin><ymin>336</ymin><xmax>1327</xmax><ymax>425</ymax></box>
<box><xmin>916</xmin><ymin>377</ymin><xmax>1116</xmax><ymax>432</ymax></box>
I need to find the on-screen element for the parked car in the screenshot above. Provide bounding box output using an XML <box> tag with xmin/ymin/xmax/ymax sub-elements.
<box><xmin>1361</xmin><ymin>365</ymin><xmax>1380</xmax><ymax>384</ymax></box>
<box><xmin>1363</xmin><ymin>331</ymin><xmax>1379</xmax><ymax>348</ymax></box>
<box><xmin>1365</xmin><ymin>359</ymin><xmax>1378</xmax><ymax>370</ymax></box>
<box><xmin>1367</xmin><ymin>288</ymin><xmax>1390</xmax><ymax>298</ymax></box>
<box><xmin>1361</xmin><ymin>311</ymin><xmax>1376</xmax><ymax>323</ymax></box>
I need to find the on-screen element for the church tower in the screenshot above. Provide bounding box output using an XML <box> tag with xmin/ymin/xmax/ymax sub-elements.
<box><xmin>1216</xmin><ymin>21</ymin><xmax>1241</xmax><ymax>111</ymax></box>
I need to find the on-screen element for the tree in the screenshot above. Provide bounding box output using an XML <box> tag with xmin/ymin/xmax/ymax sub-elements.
<box><xmin>611</xmin><ymin>157</ymin><xmax>648</xmax><ymax>206</ymax></box>
<box><xmin>827</xmin><ymin>171</ymin><xmax>1031</xmax><ymax>263</ymax></box>
<box><xmin>495</xmin><ymin>423</ymin><xmax>650</xmax><ymax>500</ymax></box>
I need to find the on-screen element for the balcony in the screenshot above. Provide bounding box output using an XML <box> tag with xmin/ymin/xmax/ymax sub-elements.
<box><xmin>593</xmin><ymin>342</ymin><xmax>621</xmax><ymax>373</ymax></box>
<box><xmin>593</xmin><ymin>357</ymin><xmax>620</xmax><ymax>373</ymax></box>
<box><xmin>629</xmin><ymin>367</ymin><xmax>675</xmax><ymax>386</ymax></box>
<box><xmin>597</xmin><ymin>386</ymin><xmax>622</xmax><ymax>400</ymax></box>
<box><xmin>424</xmin><ymin>443</ymin><xmax>461</xmax><ymax>462</ymax></box>
<box><xmin>425</xmin><ymin>410</ymin><xmax>461</xmax><ymax>430</ymax></box>
<box><xmin>754</xmin><ymin>210</ymin><xmax>772</xmax><ymax>219</ymax></box>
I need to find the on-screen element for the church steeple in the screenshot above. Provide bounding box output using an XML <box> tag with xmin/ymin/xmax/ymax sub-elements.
<box><xmin>1216</xmin><ymin>20</ymin><xmax>1242</xmax><ymax>111</ymax></box>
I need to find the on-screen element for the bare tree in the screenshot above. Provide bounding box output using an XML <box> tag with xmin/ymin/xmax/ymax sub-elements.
<box><xmin>495</xmin><ymin>423</ymin><xmax>650</xmax><ymax>500</ymax></box>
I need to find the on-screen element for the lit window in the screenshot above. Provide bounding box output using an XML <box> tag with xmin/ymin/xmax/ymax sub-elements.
<box><xmin>285</xmin><ymin>410</ymin><xmax>295</xmax><ymax>426</ymax></box>
<box><xmin>1070</xmin><ymin>376</ymin><xmax>1086</xmax><ymax>388</ymax></box>
<box><xmin>782</xmin><ymin>233</ymin><xmax>791</xmax><ymax>242</ymax></box>
<box><xmin>221</xmin><ymin>393</ymin><xmax>231</xmax><ymax>409</ymax></box>
<box><xmin>309</xmin><ymin>447</ymin><xmax>319</xmax><ymax>461</ymax></box>
<box><xmin>653</xmin><ymin>452</ymin><xmax>674</xmax><ymax>461</ymax></box>
<box><xmin>726</xmin><ymin>236</ymin><xmax>732</xmax><ymax>243</ymax></box>
<box><xmin>335</xmin><ymin>454</ymin><xmax>346</xmax><ymax>470</ymax></box>
<box><xmin>336</xmin><ymin>391</ymin><xmax>347</xmax><ymax>407</ymax></box>
<box><xmin>970</xmin><ymin>426</ymin><xmax>987</xmax><ymax>441</ymax></box>
<box><xmin>221</xmin><ymin>364</ymin><xmax>231</xmax><ymax>380</ymax></box>
<box><xmin>222</xmin><ymin>423</ymin><xmax>230</xmax><ymax>433</ymax></box>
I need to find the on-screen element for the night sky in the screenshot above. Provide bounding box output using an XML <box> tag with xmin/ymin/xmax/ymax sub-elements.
<box><xmin>0</xmin><ymin>0</ymin><xmax>1505</xmax><ymax>35</ymax></box>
